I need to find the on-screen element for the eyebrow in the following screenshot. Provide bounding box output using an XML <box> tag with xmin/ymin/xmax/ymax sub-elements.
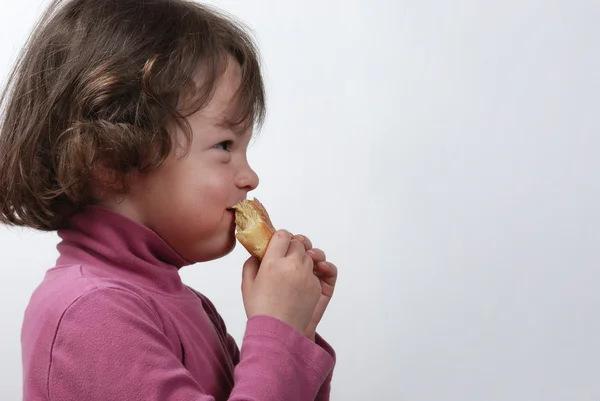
<box><xmin>215</xmin><ymin>116</ymin><xmax>251</xmax><ymax>137</ymax></box>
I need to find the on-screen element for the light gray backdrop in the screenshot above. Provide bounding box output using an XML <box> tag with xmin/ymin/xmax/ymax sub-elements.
<box><xmin>1</xmin><ymin>1</ymin><xmax>598</xmax><ymax>400</ymax></box>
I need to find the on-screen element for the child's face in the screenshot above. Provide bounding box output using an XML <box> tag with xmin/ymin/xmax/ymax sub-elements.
<box><xmin>108</xmin><ymin>56</ymin><xmax>259</xmax><ymax>263</ymax></box>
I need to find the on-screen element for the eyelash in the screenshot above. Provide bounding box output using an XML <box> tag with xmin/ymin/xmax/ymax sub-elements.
<box><xmin>215</xmin><ymin>140</ymin><xmax>233</xmax><ymax>152</ymax></box>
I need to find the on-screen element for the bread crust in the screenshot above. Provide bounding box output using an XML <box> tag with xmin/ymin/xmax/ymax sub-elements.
<box><xmin>233</xmin><ymin>198</ymin><xmax>276</xmax><ymax>260</ymax></box>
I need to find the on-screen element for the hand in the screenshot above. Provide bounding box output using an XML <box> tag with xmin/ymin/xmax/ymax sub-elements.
<box><xmin>292</xmin><ymin>234</ymin><xmax>338</xmax><ymax>341</ymax></box>
<box><xmin>241</xmin><ymin>230</ymin><xmax>322</xmax><ymax>334</ymax></box>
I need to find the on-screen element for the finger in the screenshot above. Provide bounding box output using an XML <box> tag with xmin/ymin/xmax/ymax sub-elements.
<box><xmin>287</xmin><ymin>238</ymin><xmax>306</xmax><ymax>258</ymax></box>
<box><xmin>262</xmin><ymin>230</ymin><xmax>292</xmax><ymax>260</ymax></box>
<box><xmin>314</xmin><ymin>261</ymin><xmax>338</xmax><ymax>285</ymax></box>
<box><xmin>302</xmin><ymin>248</ymin><xmax>316</xmax><ymax>269</ymax></box>
<box><xmin>314</xmin><ymin>262</ymin><xmax>337</xmax><ymax>297</ymax></box>
<box><xmin>306</xmin><ymin>247</ymin><xmax>326</xmax><ymax>263</ymax></box>
<box><xmin>241</xmin><ymin>256</ymin><xmax>260</xmax><ymax>295</ymax></box>
<box><xmin>292</xmin><ymin>234</ymin><xmax>313</xmax><ymax>250</ymax></box>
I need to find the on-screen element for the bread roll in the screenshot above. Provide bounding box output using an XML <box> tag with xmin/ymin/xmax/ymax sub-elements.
<box><xmin>233</xmin><ymin>197</ymin><xmax>276</xmax><ymax>260</ymax></box>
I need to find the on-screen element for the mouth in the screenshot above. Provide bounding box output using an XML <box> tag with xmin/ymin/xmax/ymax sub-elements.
<box><xmin>228</xmin><ymin>199</ymin><xmax>246</xmax><ymax>212</ymax></box>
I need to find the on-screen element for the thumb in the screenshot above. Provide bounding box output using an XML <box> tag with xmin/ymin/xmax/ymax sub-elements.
<box><xmin>241</xmin><ymin>256</ymin><xmax>260</xmax><ymax>295</ymax></box>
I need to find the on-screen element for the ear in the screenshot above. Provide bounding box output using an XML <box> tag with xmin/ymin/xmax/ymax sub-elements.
<box><xmin>89</xmin><ymin>164</ymin><xmax>131</xmax><ymax>202</ymax></box>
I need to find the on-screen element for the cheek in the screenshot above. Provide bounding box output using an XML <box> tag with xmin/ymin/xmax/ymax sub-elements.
<box><xmin>187</xmin><ymin>166</ymin><xmax>234</xmax><ymax>206</ymax></box>
<box><xmin>139</xmin><ymin>156</ymin><xmax>235</xmax><ymax>222</ymax></box>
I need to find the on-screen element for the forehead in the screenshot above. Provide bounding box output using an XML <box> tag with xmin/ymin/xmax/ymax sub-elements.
<box><xmin>198</xmin><ymin>56</ymin><xmax>243</xmax><ymax>123</ymax></box>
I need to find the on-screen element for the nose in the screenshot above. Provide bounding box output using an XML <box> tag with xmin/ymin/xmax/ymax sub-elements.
<box><xmin>235</xmin><ymin>162</ymin><xmax>259</xmax><ymax>191</ymax></box>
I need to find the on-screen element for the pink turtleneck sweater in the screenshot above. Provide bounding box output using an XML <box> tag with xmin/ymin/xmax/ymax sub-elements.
<box><xmin>20</xmin><ymin>206</ymin><xmax>335</xmax><ymax>401</ymax></box>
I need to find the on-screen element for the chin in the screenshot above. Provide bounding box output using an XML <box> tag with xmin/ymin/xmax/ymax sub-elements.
<box><xmin>187</xmin><ymin>235</ymin><xmax>237</xmax><ymax>263</ymax></box>
<box><xmin>219</xmin><ymin>238</ymin><xmax>237</xmax><ymax>258</ymax></box>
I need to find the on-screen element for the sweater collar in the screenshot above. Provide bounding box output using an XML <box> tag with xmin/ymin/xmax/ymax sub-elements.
<box><xmin>56</xmin><ymin>205</ymin><xmax>193</xmax><ymax>294</ymax></box>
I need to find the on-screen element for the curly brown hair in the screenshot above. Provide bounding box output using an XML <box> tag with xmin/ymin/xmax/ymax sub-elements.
<box><xmin>0</xmin><ymin>0</ymin><xmax>266</xmax><ymax>231</ymax></box>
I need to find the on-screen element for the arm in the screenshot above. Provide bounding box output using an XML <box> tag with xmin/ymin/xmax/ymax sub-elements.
<box><xmin>314</xmin><ymin>333</ymin><xmax>336</xmax><ymax>401</ymax></box>
<box><xmin>196</xmin><ymin>290</ymin><xmax>336</xmax><ymax>401</ymax></box>
<box><xmin>48</xmin><ymin>288</ymin><xmax>335</xmax><ymax>401</ymax></box>
<box><xmin>222</xmin><ymin>329</ymin><xmax>335</xmax><ymax>401</ymax></box>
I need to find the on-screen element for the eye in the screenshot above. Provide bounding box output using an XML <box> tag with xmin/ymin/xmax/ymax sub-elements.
<box><xmin>214</xmin><ymin>140</ymin><xmax>233</xmax><ymax>152</ymax></box>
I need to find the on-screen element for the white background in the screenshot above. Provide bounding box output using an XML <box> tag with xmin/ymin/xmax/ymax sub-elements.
<box><xmin>1</xmin><ymin>0</ymin><xmax>599</xmax><ymax>400</ymax></box>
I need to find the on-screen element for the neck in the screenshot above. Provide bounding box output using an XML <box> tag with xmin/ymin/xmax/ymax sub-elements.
<box><xmin>54</xmin><ymin>205</ymin><xmax>193</xmax><ymax>294</ymax></box>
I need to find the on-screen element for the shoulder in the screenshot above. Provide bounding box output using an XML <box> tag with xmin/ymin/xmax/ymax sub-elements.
<box><xmin>22</xmin><ymin>264</ymin><xmax>162</xmax><ymax>347</ymax></box>
<box><xmin>42</xmin><ymin>285</ymin><xmax>198</xmax><ymax>400</ymax></box>
<box><xmin>21</xmin><ymin>266</ymin><xmax>166</xmax><ymax>398</ymax></box>
<box><xmin>25</xmin><ymin>264</ymin><xmax>154</xmax><ymax>315</ymax></box>
<box><xmin>51</xmin><ymin>286</ymin><xmax>164</xmax><ymax>346</ymax></box>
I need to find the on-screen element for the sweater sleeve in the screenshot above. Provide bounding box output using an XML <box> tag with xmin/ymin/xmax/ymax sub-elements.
<box><xmin>314</xmin><ymin>333</ymin><xmax>336</xmax><ymax>401</ymax></box>
<box><xmin>48</xmin><ymin>287</ymin><xmax>335</xmax><ymax>401</ymax></box>
<box><xmin>195</xmin><ymin>290</ymin><xmax>336</xmax><ymax>401</ymax></box>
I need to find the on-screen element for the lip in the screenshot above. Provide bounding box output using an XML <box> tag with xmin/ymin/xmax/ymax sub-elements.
<box><xmin>228</xmin><ymin>199</ymin><xmax>247</xmax><ymax>210</ymax></box>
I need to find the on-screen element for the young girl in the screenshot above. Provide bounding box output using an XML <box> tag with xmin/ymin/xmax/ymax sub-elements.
<box><xmin>0</xmin><ymin>0</ymin><xmax>338</xmax><ymax>400</ymax></box>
